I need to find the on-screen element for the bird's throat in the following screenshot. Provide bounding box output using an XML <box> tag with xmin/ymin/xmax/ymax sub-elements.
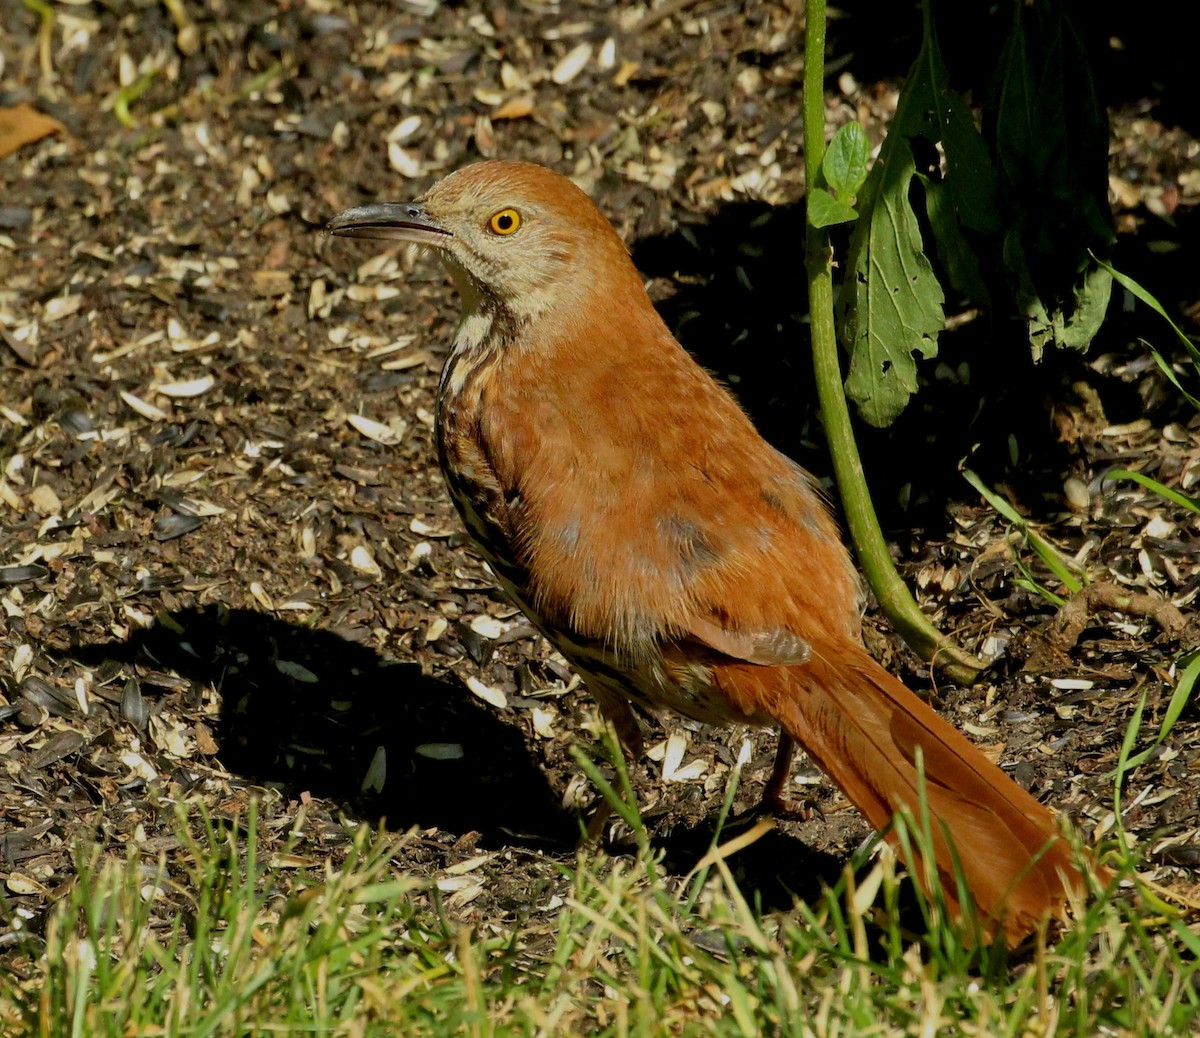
<box><xmin>440</xmin><ymin>308</ymin><xmax>495</xmax><ymax>397</ymax></box>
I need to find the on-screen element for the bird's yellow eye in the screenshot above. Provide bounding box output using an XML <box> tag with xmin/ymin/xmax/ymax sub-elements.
<box><xmin>488</xmin><ymin>208</ymin><xmax>521</xmax><ymax>235</ymax></box>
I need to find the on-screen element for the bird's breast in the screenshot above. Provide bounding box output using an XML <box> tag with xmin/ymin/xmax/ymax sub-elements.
<box><xmin>434</xmin><ymin>327</ymin><xmax>525</xmax><ymax>585</ymax></box>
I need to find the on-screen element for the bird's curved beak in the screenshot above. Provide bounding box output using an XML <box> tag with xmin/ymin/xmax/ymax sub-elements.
<box><xmin>326</xmin><ymin>203</ymin><xmax>451</xmax><ymax>247</ymax></box>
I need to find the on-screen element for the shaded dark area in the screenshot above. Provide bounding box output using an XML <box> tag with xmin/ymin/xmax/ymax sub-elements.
<box><xmin>633</xmin><ymin>201</ymin><xmax>821</xmax><ymax>465</ymax></box>
<box><xmin>832</xmin><ymin>0</ymin><xmax>1197</xmax><ymax>138</ymax></box>
<box><xmin>648</xmin><ymin>812</ymin><xmax>846</xmax><ymax>913</ymax></box>
<box><xmin>798</xmin><ymin>0</ymin><xmax>1200</xmax><ymax>527</ymax></box>
<box><xmin>73</xmin><ymin>607</ymin><xmax>579</xmax><ymax>848</ymax></box>
<box><xmin>636</xmin><ymin>813</ymin><xmax>984</xmax><ymax>960</ymax></box>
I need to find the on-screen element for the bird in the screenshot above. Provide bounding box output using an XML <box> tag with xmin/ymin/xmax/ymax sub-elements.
<box><xmin>328</xmin><ymin>160</ymin><xmax>1091</xmax><ymax>946</ymax></box>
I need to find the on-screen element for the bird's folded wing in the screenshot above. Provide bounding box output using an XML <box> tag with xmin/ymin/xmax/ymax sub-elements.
<box><xmin>684</xmin><ymin>616</ymin><xmax>812</xmax><ymax>667</ymax></box>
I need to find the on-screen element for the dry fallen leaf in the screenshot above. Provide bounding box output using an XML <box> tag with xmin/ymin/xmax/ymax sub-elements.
<box><xmin>0</xmin><ymin>103</ymin><xmax>66</xmax><ymax>159</ymax></box>
<box><xmin>194</xmin><ymin>721</ymin><xmax>219</xmax><ymax>755</ymax></box>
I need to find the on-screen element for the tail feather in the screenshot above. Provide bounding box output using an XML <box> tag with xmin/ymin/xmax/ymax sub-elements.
<box><xmin>720</xmin><ymin>646</ymin><xmax>1087</xmax><ymax>946</ymax></box>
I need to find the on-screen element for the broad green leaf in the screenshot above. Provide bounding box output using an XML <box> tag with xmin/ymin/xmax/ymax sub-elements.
<box><xmin>808</xmin><ymin>187</ymin><xmax>858</xmax><ymax>228</ymax></box>
<box><xmin>912</xmin><ymin>10</ymin><xmax>998</xmax><ymax>307</ymax></box>
<box><xmin>839</xmin><ymin>31</ymin><xmax>945</xmax><ymax>427</ymax></box>
<box><xmin>1067</xmin><ymin>263</ymin><xmax>1113</xmax><ymax>345</ymax></box>
<box><xmin>1021</xmin><ymin>261</ymin><xmax>1113</xmax><ymax>358</ymax></box>
<box><xmin>992</xmin><ymin>11</ymin><xmax>1037</xmax><ymax>200</ymax></box>
<box><xmin>937</xmin><ymin>88</ymin><xmax>1001</xmax><ymax>237</ymax></box>
<box><xmin>1049</xmin><ymin>263</ymin><xmax>1112</xmax><ymax>351</ymax></box>
<box><xmin>822</xmin><ymin>122</ymin><xmax>870</xmax><ymax>199</ymax></box>
<box><xmin>991</xmin><ymin>3</ymin><xmax>1114</xmax><ymax>357</ymax></box>
<box><xmin>922</xmin><ymin>175</ymin><xmax>990</xmax><ymax>304</ymax></box>
<box><xmin>917</xmin><ymin>11</ymin><xmax>1000</xmax><ymax>238</ymax></box>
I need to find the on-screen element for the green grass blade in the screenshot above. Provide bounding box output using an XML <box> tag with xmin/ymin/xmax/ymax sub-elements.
<box><xmin>1123</xmin><ymin>652</ymin><xmax>1200</xmax><ymax>771</ymax></box>
<box><xmin>1148</xmin><ymin>345</ymin><xmax>1200</xmax><ymax>409</ymax></box>
<box><xmin>1096</xmin><ymin>256</ymin><xmax>1200</xmax><ymax>364</ymax></box>
<box><xmin>964</xmin><ymin>466</ymin><xmax>1086</xmax><ymax>594</ymax></box>
<box><xmin>1027</xmin><ymin>529</ymin><xmax>1085</xmax><ymax>593</ymax></box>
<box><xmin>1106</xmin><ymin>468</ymin><xmax>1200</xmax><ymax>516</ymax></box>
<box><xmin>962</xmin><ymin>466</ymin><xmax>1025</xmax><ymax>524</ymax></box>
<box><xmin>1112</xmin><ymin>687</ymin><xmax>1148</xmax><ymax>845</ymax></box>
<box><xmin>1160</xmin><ymin>653</ymin><xmax>1200</xmax><ymax>740</ymax></box>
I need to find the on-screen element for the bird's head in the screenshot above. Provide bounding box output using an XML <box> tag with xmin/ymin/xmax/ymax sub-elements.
<box><xmin>328</xmin><ymin>161</ymin><xmax>640</xmax><ymax>323</ymax></box>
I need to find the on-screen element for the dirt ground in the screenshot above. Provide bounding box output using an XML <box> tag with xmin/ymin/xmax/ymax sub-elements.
<box><xmin>2</xmin><ymin>0</ymin><xmax>1199</xmax><ymax>957</ymax></box>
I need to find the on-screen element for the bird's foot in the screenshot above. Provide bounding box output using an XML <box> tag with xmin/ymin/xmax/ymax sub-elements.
<box><xmin>759</xmin><ymin>789</ymin><xmax>824</xmax><ymax>823</ymax></box>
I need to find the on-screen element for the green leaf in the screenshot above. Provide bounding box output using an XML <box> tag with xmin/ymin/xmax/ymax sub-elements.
<box><xmin>923</xmin><ymin>175</ymin><xmax>991</xmax><ymax>304</ymax></box>
<box><xmin>1172</xmin><ymin>916</ymin><xmax>1200</xmax><ymax>958</ymax></box>
<box><xmin>990</xmin><ymin>3</ymin><xmax>1114</xmax><ymax>358</ymax></box>
<box><xmin>1097</xmin><ymin>260</ymin><xmax>1200</xmax><ymax>410</ymax></box>
<box><xmin>1147</xmin><ymin>348</ymin><xmax>1200</xmax><ymax>411</ymax></box>
<box><xmin>1011</xmin><ymin>575</ymin><xmax>1066</xmax><ymax>608</ymax></box>
<box><xmin>914</xmin><ymin>12</ymin><xmax>998</xmax><ymax>306</ymax></box>
<box><xmin>936</xmin><ymin>88</ymin><xmax>1001</xmax><ymax>237</ymax></box>
<box><xmin>1113</xmin><ymin>687</ymin><xmax>1147</xmax><ymax>822</ymax></box>
<box><xmin>916</xmin><ymin>9</ymin><xmax>1000</xmax><ymax>240</ymax></box>
<box><xmin>1026</xmin><ymin>528</ymin><xmax>1084</xmax><ymax>594</ymax></box>
<box><xmin>1012</xmin><ymin>236</ymin><xmax>1113</xmax><ymax>358</ymax></box>
<box><xmin>808</xmin><ymin>187</ymin><xmax>859</xmax><ymax>228</ymax></box>
<box><xmin>838</xmin><ymin>32</ymin><xmax>945</xmax><ymax>427</ymax></box>
<box><xmin>1065</xmin><ymin>263</ymin><xmax>1113</xmax><ymax>346</ymax></box>
<box><xmin>822</xmin><ymin>122</ymin><xmax>871</xmax><ymax>198</ymax></box>
<box><xmin>1158</xmin><ymin>653</ymin><xmax>1200</xmax><ymax>744</ymax></box>
<box><xmin>961</xmin><ymin>467</ymin><xmax>1024</xmax><ymax>525</ymax></box>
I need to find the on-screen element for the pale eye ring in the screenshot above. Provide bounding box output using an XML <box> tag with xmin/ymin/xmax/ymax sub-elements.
<box><xmin>488</xmin><ymin>208</ymin><xmax>521</xmax><ymax>235</ymax></box>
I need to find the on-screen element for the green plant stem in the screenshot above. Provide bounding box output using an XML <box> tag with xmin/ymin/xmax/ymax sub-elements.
<box><xmin>802</xmin><ymin>0</ymin><xmax>986</xmax><ymax>685</ymax></box>
<box><xmin>22</xmin><ymin>0</ymin><xmax>56</xmax><ymax>80</ymax></box>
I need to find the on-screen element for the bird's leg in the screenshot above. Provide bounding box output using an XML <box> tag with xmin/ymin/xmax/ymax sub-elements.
<box><xmin>760</xmin><ymin>731</ymin><xmax>822</xmax><ymax>821</ymax></box>
<box><xmin>593</xmin><ymin>687</ymin><xmax>645</xmax><ymax>762</ymax></box>
<box><xmin>579</xmin><ymin>687</ymin><xmax>644</xmax><ymax>845</ymax></box>
<box><xmin>580</xmin><ymin>800</ymin><xmax>612</xmax><ymax>845</ymax></box>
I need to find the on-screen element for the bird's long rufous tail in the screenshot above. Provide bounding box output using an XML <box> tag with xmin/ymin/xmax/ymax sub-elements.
<box><xmin>726</xmin><ymin>645</ymin><xmax>1088</xmax><ymax>946</ymax></box>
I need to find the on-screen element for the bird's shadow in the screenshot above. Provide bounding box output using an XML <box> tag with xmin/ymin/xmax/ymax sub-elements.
<box><xmin>73</xmin><ymin>605</ymin><xmax>576</xmax><ymax>846</ymax></box>
<box><xmin>622</xmin><ymin>814</ymin><xmax>939</xmax><ymax>948</ymax></box>
<box><xmin>651</xmin><ymin>815</ymin><xmax>845</xmax><ymax>913</ymax></box>
<box><xmin>72</xmin><ymin>605</ymin><xmax>852</xmax><ymax>904</ymax></box>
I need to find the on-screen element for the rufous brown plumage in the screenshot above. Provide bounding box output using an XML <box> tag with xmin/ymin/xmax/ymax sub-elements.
<box><xmin>329</xmin><ymin>160</ymin><xmax>1091</xmax><ymax>946</ymax></box>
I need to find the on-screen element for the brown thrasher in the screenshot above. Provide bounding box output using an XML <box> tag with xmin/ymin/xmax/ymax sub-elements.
<box><xmin>329</xmin><ymin>160</ymin><xmax>1090</xmax><ymax>946</ymax></box>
